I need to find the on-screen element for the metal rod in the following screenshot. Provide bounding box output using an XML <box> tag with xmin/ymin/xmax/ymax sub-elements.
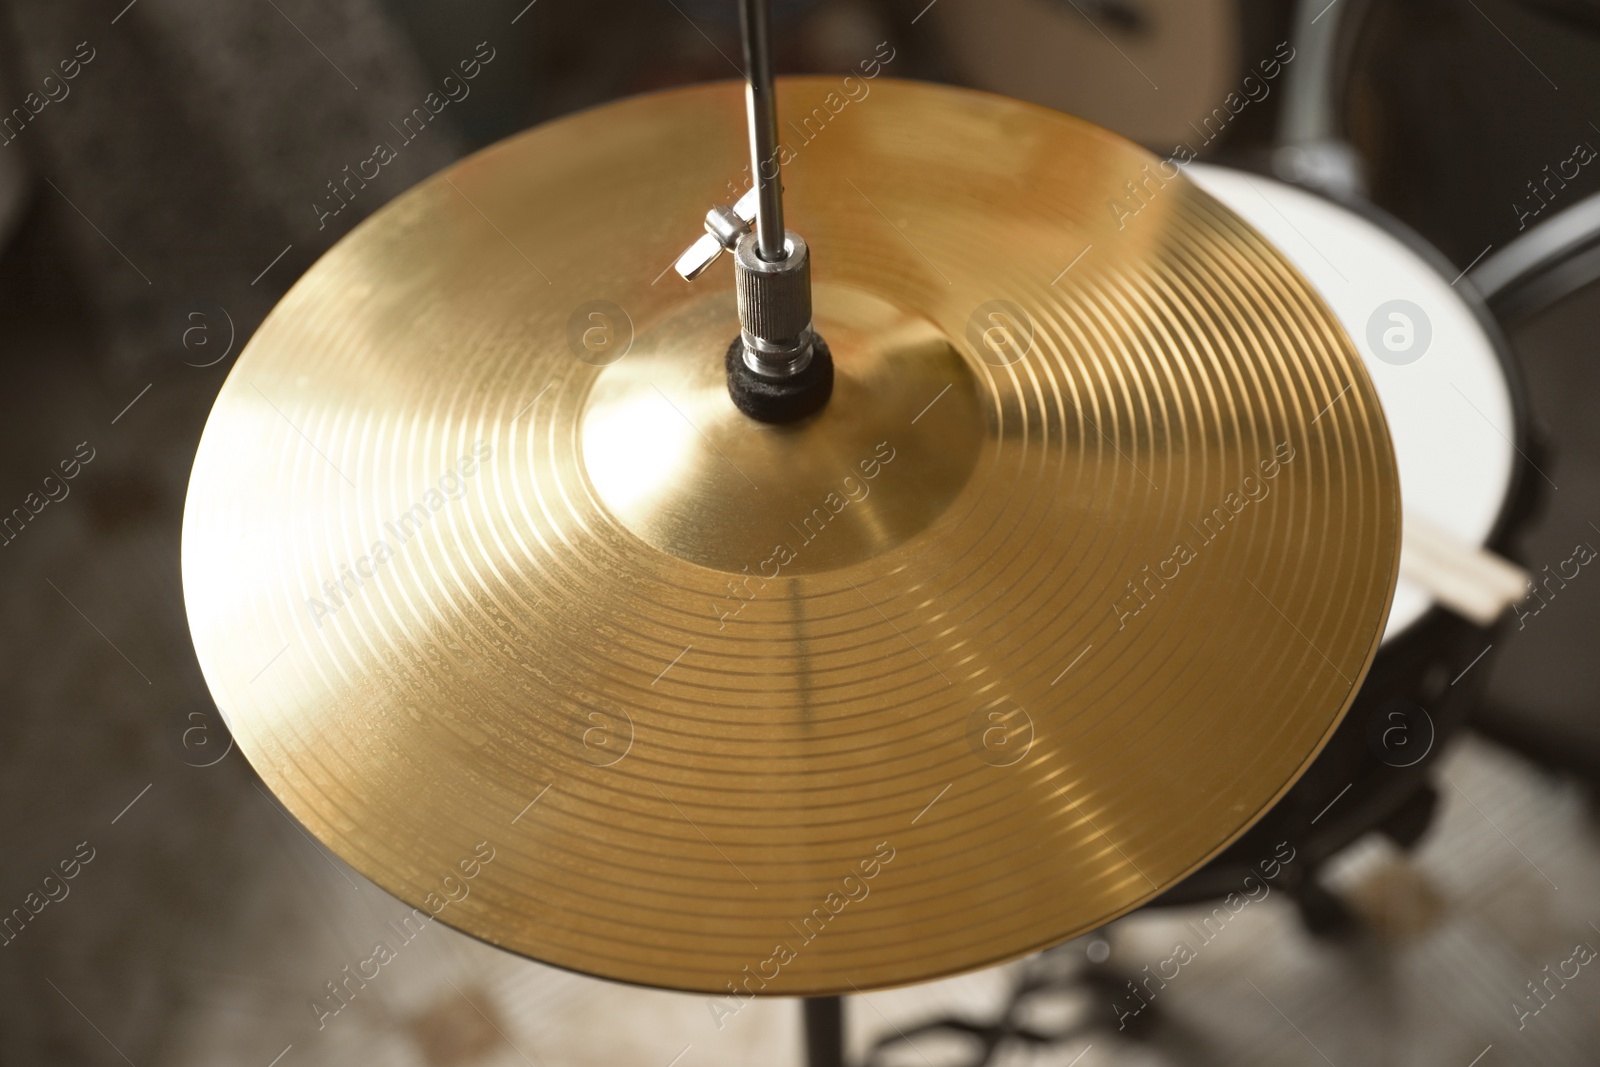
<box><xmin>738</xmin><ymin>0</ymin><xmax>786</xmax><ymax>262</ymax></box>
<box><xmin>803</xmin><ymin>996</ymin><xmax>845</xmax><ymax>1067</ymax></box>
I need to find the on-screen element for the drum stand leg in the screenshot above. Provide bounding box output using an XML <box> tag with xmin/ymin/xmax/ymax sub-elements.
<box><xmin>803</xmin><ymin>995</ymin><xmax>845</xmax><ymax>1067</ymax></box>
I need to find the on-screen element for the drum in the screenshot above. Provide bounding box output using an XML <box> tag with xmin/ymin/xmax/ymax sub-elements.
<box><xmin>1151</xmin><ymin>165</ymin><xmax>1541</xmax><ymax>912</ymax></box>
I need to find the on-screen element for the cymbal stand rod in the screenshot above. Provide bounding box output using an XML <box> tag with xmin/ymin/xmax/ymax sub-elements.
<box><xmin>739</xmin><ymin>0</ymin><xmax>786</xmax><ymax>262</ymax></box>
<box><xmin>672</xmin><ymin>0</ymin><xmax>834</xmax><ymax>422</ymax></box>
<box><xmin>803</xmin><ymin>995</ymin><xmax>846</xmax><ymax>1067</ymax></box>
<box><xmin>728</xmin><ymin>0</ymin><xmax>821</xmax><ymax>394</ymax></box>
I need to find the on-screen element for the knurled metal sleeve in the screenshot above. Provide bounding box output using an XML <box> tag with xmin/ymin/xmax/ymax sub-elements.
<box><xmin>735</xmin><ymin>233</ymin><xmax>812</xmax><ymax>345</ymax></box>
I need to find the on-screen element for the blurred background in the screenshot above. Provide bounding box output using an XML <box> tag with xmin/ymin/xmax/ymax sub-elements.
<box><xmin>3</xmin><ymin>0</ymin><xmax>1600</xmax><ymax>1063</ymax></box>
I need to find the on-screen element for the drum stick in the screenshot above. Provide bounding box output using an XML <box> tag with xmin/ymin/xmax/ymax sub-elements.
<box><xmin>1399</xmin><ymin>513</ymin><xmax>1528</xmax><ymax>626</ymax></box>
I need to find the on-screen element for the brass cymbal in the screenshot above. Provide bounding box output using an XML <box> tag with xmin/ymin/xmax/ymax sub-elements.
<box><xmin>182</xmin><ymin>77</ymin><xmax>1398</xmax><ymax>995</ymax></box>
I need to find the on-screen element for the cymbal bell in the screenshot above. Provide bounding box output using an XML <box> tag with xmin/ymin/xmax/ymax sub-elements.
<box><xmin>182</xmin><ymin>77</ymin><xmax>1398</xmax><ymax>995</ymax></box>
<box><xmin>583</xmin><ymin>283</ymin><xmax>982</xmax><ymax>573</ymax></box>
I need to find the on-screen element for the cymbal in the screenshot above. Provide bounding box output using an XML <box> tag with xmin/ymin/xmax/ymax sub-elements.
<box><xmin>182</xmin><ymin>77</ymin><xmax>1398</xmax><ymax>995</ymax></box>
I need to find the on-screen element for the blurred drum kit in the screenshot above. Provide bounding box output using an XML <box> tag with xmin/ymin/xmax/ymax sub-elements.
<box><xmin>181</xmin><ymin>0</ymin><xmax>1542</xmax><ymax>1063</ymax></box>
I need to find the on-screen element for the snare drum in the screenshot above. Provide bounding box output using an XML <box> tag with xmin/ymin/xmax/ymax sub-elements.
<box><xmin>1151</xmin><ymin>165</ymin><xmax>1541</xmax><ymax>913</ymax></box>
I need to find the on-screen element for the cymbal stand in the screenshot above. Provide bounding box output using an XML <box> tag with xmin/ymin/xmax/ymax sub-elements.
<box><xmin>673</xmin><ymin>0</ymin><xmax>834</xmax><ymax>423</ymax></box>
<box><xmin>804</xmin><ymin>995</ymin><xmax>845</xmax><ymax>1067</ymax></box>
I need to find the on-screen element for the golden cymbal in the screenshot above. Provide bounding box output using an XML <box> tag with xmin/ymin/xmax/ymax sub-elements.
<box><xmin>182</xmin><ymin>77</ymin><xmax>1398</xmax><ymax>996</ymax></box>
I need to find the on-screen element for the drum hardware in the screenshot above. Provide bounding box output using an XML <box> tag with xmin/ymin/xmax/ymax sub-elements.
<box><xmin>1470</xmin><ymin>190</ymin><xmax>1600</xmax><ymax>325</ymax></box>
<box><xmin>804</xmin><ymin>996</ymin><xmax>845</xmax><ymax>1067</ymax></box>
<box><xmin>1270</xmin><ymin>0</ymin><xmax>1375</xmax><ymax>200</ymax></box>
<box><xmin>673</xmin><ymin>0</ymin><xmax>833</xmax><ymax>424</ymax></box>
<box><xmin>858</xmin><ymin>939</ymin><xmax>1125</xmax><ymax>1067</ymax></box>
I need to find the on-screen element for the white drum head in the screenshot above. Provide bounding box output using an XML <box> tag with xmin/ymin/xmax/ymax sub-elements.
<box><xmin>1187</xmin><ymin>164</ymin><xmax>1517</xmax><ymax>643</ymax></box>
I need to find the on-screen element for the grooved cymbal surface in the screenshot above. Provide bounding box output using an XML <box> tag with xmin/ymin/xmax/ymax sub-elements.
<box><xmin>182</xmin><ymin>78</ymin><xmax>1398</xmax><ymax>995</ymax></box>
